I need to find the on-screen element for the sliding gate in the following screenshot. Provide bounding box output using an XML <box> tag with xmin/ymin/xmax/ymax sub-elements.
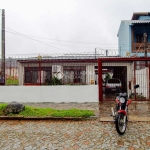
<box><xmin>98</xmin><ymin>57</ymin><xmax>150</xmax><ymax>102</ymax></box>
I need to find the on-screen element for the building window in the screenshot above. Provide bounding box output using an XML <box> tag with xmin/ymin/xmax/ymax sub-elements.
<box><xmin>24</xmin><ymin>67</ymin><xmax>52</xmax><ymax>85</ymax></box>
<box><xmin>63</xmin><ymin>66</ymin><xmax>86</xmax><ymax>84</ymax></box>
<box><xmin>136</xmin><ymin>34</ymin><xmax>143</xmax><ymax>43</ymax></box>
<box><xmin>136</xmin><ymin>34</ymin><xmax>148</xmax><ymax>43</ymax></box>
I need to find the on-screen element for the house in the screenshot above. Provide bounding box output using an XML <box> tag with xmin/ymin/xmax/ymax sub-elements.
<box><xmin>1</xmin><ymin>53</ymin><xmax>126</xmax><ymax>87</ymax></box>
<box><xmin>17</xmin><ymin>54</ymin><xmax>100</xmax><ymax>85</ymax></box>
<box><xmin>17</xmin><ymin>54</ymin><xmax>125</xmax><ymax>86</ymax></box>
<box><xmin>117</xmin><ymin>12</ymin><xmax>150</xmax><ymax>57</ymax></box>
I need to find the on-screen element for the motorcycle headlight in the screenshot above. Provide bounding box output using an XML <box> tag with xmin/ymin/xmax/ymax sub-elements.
<box><xmin>119</xmin><ymin>97</ymin><xmax>125</xmax><ymax>103</ymax></box>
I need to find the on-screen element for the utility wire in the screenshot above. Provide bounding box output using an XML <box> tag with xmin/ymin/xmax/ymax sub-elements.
<box><xmin>6</xmin><ymin>31</ymin><xmax>97</xmax><ymax>49</ymax></box>
<box><xmin>6</xmin><ymin>30</ymin><xmax>119</xmax><ymax>49</ymax></box>
<box><xmin>19</xmin><ymin>34</ymin><xmax>119</xmax><ymax>45</ymax></box>
<box><xmin>6</xmin><ymin>30</ymin><xmax>129</xmax><ymax>50</ymax></box>
<box><xmin>5</xmin><ymin>27</ymin><xmax>130</xmax><ymax>53</ymax></box>
<box><xmin>6</xmin><ymin>30</ymin><xmax>120</xmax><ymax>50</ymax></box>
<box><xmin>5</xmin><ymin>28</ymin><xmax>70</xmax><ymax>52</ymax></box>
<box><xmin>6</xmin><ymin>30</ymin><xmax>124</xmax><ymax>51</ymax></box>
<box><xmin>6</xmin><ymin>28</ymin><xmax>120</xmax><ymax>49</ymax></box>
<box><xmin>6</xmin><ymin>27</ymin><xmax>127</xmax><ymax>46</ymax></box>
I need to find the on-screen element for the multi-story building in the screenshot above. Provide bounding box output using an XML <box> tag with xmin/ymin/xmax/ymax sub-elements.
<box><xmin>118</xmin><ymin>12</ymin><xmax>150</xmax><ymax>57</ymax></box>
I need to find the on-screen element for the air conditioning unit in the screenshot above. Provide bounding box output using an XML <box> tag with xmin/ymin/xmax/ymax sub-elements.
<box><xmin>52</xmin><ymin>65</ymin><xmax>61</xmax><ymax>73</ymax></box>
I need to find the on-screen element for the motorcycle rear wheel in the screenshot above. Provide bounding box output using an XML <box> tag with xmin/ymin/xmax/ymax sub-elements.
<box><xmin>115</xmin><ymin>113</ymin><xmax>127</xmax><ymax>135</ymax></box>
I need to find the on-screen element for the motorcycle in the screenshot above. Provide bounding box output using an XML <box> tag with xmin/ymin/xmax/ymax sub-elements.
<box><xmin>111</xmin><ymin>84</ymin><xmax>139</xmax><ymax>135</ymax></box>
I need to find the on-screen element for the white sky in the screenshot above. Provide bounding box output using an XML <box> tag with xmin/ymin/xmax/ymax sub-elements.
<box><xmin>0</xmin><ymin>0</ymin><xmax>150</xmax><ymax>55</ymax></box>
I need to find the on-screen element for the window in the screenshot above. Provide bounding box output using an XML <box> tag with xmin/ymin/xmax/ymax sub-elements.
<box><xmin>136</xmin><ymin>34</ymin><xmax>148</xmax><ymax>43</ymax></box>
<box><xmin>24</xmin><ymin>67</ymin><xmax>52</xmax><ymax>85</ymax></box>
<box><xmin>136</xmin><ymin>34</ymin><xmax>143</xmax><ymax>43</ymax></box>
<box><xmin>63</xmin><ymin>66</ymin><xmax>86</xmax><ymax>84</ymax></box>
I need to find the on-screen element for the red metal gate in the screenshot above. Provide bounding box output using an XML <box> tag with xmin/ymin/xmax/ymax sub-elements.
<box><xmin>98</xmin><ymin>57</ymin><xmax>150</xmax><ymax>102</ymax></box>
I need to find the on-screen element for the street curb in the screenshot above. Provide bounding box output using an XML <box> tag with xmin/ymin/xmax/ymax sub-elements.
<box><xmin>99</xmin><ymin>116</ymin><xmax>150</xmax><ymax>122</ymax></box>
<box><xmin>1</xmin><ymin>116</ymin><xmax>150</xmax><ymax>122</ymax></box>
<box><xmin>0</xmin><ymin>116</ymin><xmax>99</xmax><ymax>121</ymax></box>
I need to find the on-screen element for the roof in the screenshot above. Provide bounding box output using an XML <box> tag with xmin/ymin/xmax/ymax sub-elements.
<box><xmin>131</xmin><ymin>20</ymin><xmax>150</xmax><ymax>24</ymax></box>
<box><xmin>117</xmin><ymin>19</ymin><xmax>150</xmax><ymax>36</ymax></box>
<box><xmin>132</xmin><ymin>12</ymin><xmax>150</xmax><ymax>20</ymax></box>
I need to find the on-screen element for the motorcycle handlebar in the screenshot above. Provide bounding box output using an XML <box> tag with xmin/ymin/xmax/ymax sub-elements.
<box><xmin>116</xmin><ymin>84</ymin><xmax>139</xmax><ymax>95</ymax></box>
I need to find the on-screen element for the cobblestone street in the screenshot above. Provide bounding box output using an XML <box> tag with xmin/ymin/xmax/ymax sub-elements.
<box><xmin>0</xmin><ymin>120</ymin><xmax>150</xmax><ymax>150</ymax></box>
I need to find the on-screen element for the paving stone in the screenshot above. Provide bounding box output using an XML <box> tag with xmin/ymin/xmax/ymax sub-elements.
<box><xmin>0</xmin><ymin>102</ymin><xmax>150</xmax><ymax>149</ymax></box>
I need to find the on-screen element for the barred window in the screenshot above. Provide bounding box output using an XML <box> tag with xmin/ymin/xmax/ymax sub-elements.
<box><xmin>63</xmin><ymin>66</ymin><xmax>86</xmax><ymax>84</ymax></box>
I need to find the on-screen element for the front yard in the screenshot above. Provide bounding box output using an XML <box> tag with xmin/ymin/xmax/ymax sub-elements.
<box><xmin>0</xmin><ymin>104</ymin><xmax>94</xmax><ymax>118</ymax></box>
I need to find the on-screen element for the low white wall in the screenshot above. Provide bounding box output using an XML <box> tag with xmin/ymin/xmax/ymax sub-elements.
<box><xmin>0</xmin><ymin>85</ymin><xmax>98</xmax><ymax>103</ymax></box>
<box><xmin>135</xmin><ymin>67</ymin><xmax>149</xmax><ymax>98</ymax></box>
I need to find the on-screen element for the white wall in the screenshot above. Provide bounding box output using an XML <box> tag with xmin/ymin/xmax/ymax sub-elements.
<box><xmin>0</xmin><ymin>85</ymin><xmax>98</xmax><ymax>103</ymax></box>
<box><xmin>86</xmin><ymin>65</ymin><xmax>95</xmax><ymax>84</ymax></box>
<box><xmin>135</xmin><ymin>67</ymin><xmax>149</xmax><ymax>98</ymax></box>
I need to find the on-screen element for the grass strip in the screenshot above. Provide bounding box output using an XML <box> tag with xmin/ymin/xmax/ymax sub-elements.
<box><xmin>0</xmin><ymin>104</ymin><xmax>94</xmax><ymax>118</ymax></box>
<box><xmin>6</xmin><ymin>79</ymin><xmax>19</xmax><ymax>85</ymax></box>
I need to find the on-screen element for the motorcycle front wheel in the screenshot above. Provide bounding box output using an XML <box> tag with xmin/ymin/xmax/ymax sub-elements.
<box><xmin>115</xmin><ymin>113</ymin><xmax>127</xmax><ymax>135</ymax></box>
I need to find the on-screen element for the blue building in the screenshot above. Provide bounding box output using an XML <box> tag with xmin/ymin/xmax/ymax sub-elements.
<box><xmin>117</xmin><ymin>12</ymin><xmax>150</xmax><ymax>57</ymax></box>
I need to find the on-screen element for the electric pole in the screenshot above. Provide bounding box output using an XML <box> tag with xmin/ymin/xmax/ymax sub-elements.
<box><xmin>1</xmin><ymin>9</ymin><xmax>5</xmax><ymax>85</ymax></box>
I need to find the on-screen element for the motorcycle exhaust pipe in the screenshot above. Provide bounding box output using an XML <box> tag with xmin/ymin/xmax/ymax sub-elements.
<box><xmin>111</xmin><ymin>107</ymin><xmax>115</xmax><ymax>117</ymax></box>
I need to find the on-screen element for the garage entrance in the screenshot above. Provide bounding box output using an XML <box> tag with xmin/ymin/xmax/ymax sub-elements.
<box><xmin>98</xmin><ymin>57</ymin><xmax>150</xmax><ymax>102</ymax></box>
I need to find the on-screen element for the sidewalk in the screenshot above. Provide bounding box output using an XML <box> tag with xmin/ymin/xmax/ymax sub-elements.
<box><xmin>22</xmin><ymin>101</ymin><xmax>150</xmax><ymax>121</ymax></box>
<box><xmin>99</xmin><ymin>101</ymin><xmax>150</xmax><ymax>121</ymax></box>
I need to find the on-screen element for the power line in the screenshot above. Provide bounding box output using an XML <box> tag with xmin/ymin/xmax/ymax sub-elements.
<box><xmin>5</xmin><ymin>27</ymin><xmax>129</xmax><ymax>47</ymax></box>
<box><xmin>5</xmin><ymin>28</ymin><xmax>70</xmax><ymax>52</ymax></box>
<box><xmin>20</xmin><ymin>35</ymin><xmax>119</xmax><ymax>45</ymax></box>
<box><xmin>6</xmin><ymin>31</ymin><xmax>125</xmax><ymax>50</ymax></box>
<box><xmin>6</xmin><ymin>28</ymin><xmax>120</xmax><ymax>50</ymax></box>
<box><xmin>5</xmin><ymin>27</ymin><xmax>131</xmax><ymax>53</ymax></box>
<box><xmin>6</xmin><ymin>30</ymin><xmax>120</xmax><ymax>50</ymax></box>
<box><xmin>6</xmin><ymin>31</ymin><xmax>96</xmax><ymax>49</ymax></box>
<box><xmin>5</xmin><ymin>30</ymin><xmax>122</xmax><ymax>52</ymax></box>
<box><xmin>6</xmin><ymin>30</ymin><xmax>130</xmax><ymax>50</ymax></box>
<box><xmin>6</xmin><ymin>27</ymin><xmax>124</xmax><ymax>46</ymax></box>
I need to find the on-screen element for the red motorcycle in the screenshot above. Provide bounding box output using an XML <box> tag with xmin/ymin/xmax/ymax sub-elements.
<box><xmin>111</xmin><ymin>84</ymin><xmax>139</xmax><ymax>135</ymax></box>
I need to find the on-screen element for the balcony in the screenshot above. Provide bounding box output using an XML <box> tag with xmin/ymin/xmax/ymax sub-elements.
<box><xmin>132</xmin><ymin>43</ymin><xmax>150</xmax><ymax>53</ymax></box>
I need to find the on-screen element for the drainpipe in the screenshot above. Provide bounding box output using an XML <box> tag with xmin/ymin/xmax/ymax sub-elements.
<box><xmin>98</xmin><ymin>59</ymin><xmax>103</xmax><ymax>102</ymax></box>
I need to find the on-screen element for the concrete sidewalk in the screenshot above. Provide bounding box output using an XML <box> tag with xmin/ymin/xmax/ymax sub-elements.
<box><xmin>99</xmin><ymin>101</ymin><xmax>150</xmax><ymax>121</ymax></box>
<box><xmin>22</xmin><ymin>102</ymin><xmax>150</xmax><ymax>121</ymax></box>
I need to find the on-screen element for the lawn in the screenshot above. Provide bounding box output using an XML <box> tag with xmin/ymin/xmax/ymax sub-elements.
<box><xmin>0</xmin><ymin>104</ymin><xmax>94</xmax><ymax>118</ymax></box>
<box><xmin>6</xmin><ymin>79</ymin><xmax>19</xmax><ymax>85</ymax></box>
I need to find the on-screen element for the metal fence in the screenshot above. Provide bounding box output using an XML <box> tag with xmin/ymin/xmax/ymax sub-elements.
<box><xmin>98</xmin><ymin>57</ymin><xmax>150</xmax><ymax>101</ymax></box>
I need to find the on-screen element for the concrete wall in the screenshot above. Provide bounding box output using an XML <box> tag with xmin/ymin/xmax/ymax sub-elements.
<box><xmin>0</xmin><ymin>85</ymin><xmax>98</xmax><ymax>103</ymax></box>
<box><xmin>135</xmin><ymin>67</ymin><xmax>149</xmax><ymax>98</ymax></box>
<box><xmin>118</xmin><ymin>21</ymin><xmax>131</xmax><ymax>56</ymax></box>
<box><xmin>139</xmin><ymin>16</ymin><xmax>150</xmax><ymax>20</ymax></box>
<box><xmin>118</xmin><ymin>20</ymin><xmax>150</xmax><ymax>57</ymax></box>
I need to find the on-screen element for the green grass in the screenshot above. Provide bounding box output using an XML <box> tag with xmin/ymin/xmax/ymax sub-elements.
<box><xmin>6</xmin><ymin>79</ymin><xmax>19</xmax><ymax>85</ymax></box>
<box><xmin>0</xmin><ymin>104</ymin><xmax>94</xmax><ymax>118</ymax></box>
<box><xmin>0</xmin><ymin>103</ymin><xmax>7</xmax><ymax>115</ymax></box>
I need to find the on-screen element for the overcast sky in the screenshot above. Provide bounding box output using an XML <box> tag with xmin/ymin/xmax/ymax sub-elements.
<box><xmin>0</xmin><ymin>0</ymin><xmax>150</xmax><ymax>55</ymax></box>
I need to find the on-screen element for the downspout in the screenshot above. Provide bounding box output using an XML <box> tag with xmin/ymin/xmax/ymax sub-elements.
<box><xmin>98</xmin><ymin>59</ymin><xmax>103</xmax><ymax>102</ymax></box>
